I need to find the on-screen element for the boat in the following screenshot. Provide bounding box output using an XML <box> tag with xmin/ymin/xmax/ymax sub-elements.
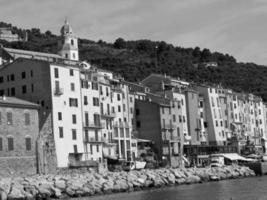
<box><xmin>123</xmin><ymin>161</ymin><xmax>147</xmax><ymax>171</ymax></box>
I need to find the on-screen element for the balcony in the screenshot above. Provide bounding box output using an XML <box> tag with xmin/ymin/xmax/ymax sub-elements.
<box><xmin>162</xmin><ymin>124</ymin><xmax>176</xmax><ymax>131</ymax></box>
<box><xmin>113</xmin><ymin>121</ymin><xmax>131</xmax><ymax>128</ymax></box>
<box><xmin>83</xmin><ymin>122</ymin><xmax>104</xmax><ymax>129</ymax></box>
<box><xmin>68</xmin><ymin>152</ymin><xmax>98</xmax><ymax>168</ymax></box>
<box><xmin>111</xmin><ymin>85</ymin><xmax>123</xmax><ymax>93</ymax></box>
<box><xmin>54</xmin><ymin>87</ymin><xmax>64</xmax><ymax>96</ymax></box>
<box><xmin>162</xmin><ymin>135</ymin><xmax>181</xmax><ymax>143</ymax></box>
<box><xmin>101</xmin><ymin>111</ymin><xmax>116</xmax><ymax>118</ymax></box>
<box><xmin>84</xmin><ymin>137</ymin><xmax>104</xmax><ymax>143</ymax></box>
<box><xmin>103</xmin><ymin>138</ymin><xmax>117</xmax><ymax>146</ymax></box>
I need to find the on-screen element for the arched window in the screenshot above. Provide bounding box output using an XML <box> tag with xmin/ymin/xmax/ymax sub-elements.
<box><xmin>7</xmin><ymin>136</ymin><xmax>14</xmax><ymax>151</ymax></box>
<box><xmin>25</xmin><ymin>137</ymin><xmax>31</xmax><ymax>151</ymax></box>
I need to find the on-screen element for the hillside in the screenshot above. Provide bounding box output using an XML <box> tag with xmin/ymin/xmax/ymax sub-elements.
<box><xmin>1</xmin><ymin>22</ymin><xmax>267</xmax><ymax>101</ymax></box>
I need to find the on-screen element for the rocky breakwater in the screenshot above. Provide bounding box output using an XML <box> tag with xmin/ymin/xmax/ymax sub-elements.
<box><xmin>0</xmin><ymin>165</ymin><xmax>255</xmax><ymax>199</ymax></box>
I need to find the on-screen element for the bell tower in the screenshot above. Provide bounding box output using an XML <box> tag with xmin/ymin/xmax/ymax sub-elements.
<box><xmin>58</xmin><ymin>19</ymin><xmax>79</xmax><ymax>61</ymax></box>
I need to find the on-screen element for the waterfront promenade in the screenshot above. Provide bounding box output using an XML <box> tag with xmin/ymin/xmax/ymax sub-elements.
<box><xmin>0</xmin><ymin>165</ymin><xmax>255</xmax><ymax>199</ymax></box>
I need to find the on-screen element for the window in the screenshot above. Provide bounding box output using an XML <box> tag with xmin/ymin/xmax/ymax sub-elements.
<box><xmin>70</xmin><ymin>83</ymin><xmax>75</xmax><ymax>91</ymax></box>
<box><xmin>10</xmin><ymin>74</ymin><xmax>15</xmax><ymax>81</ymax></box>
<box><xmin>84</xmin><ymin>96</ymin><xmax>88</xmax><ymax>105</ymax></box>
<box><xmin>11</xmin><ymin>87</ymin><xmax>15</xmax><ymax>96</ymax></box>
<box><xmin>96</xmin><ymin>144</ymin><xmax>99</xmax><ymax>152</ymax></box>
<box><xmin>173</xmin><ymin>115</ymin><xmax>176</xmax><ymax>122</ymax></box>
<box><xmin>136</xmin><ymin>109</ymin><xmax>140</xmax><ymax>115</ymax></box>
<box><xmin>7</xmin><ymin>137</ymin><xmax>14</xmax><ymax>151</ymax></box>
<box><xmin>72</xmin><ymin>129</ymin><xmax>77</xmax><ymax>140</ymax></box>
<box><xmin>179</xmin><ymin>115</ymin><xmax>182</xmax><ymax>123</ymax></box>
<box><xmin>118</xmin><ymin>105</ymin><xmax>121</xmax><ymax>112</ymax></box>
<box><xmin>21</xmin><ymin>72</ymin><xmax>26</xmax><ymax>79</ymax></box>
<box><xmin>0</xmin><ymin>112</ymin><xmax>1</xmax><ymax>124</ymax></box>
<box><xmin>91</xmin><ymin>82</ymin><xmax>98</xmax><ymax>90</ymax></box>
<box><xmin>65</xmin><ymin>54</ymin><xmax>68</xmax><ymax>59</ymax></box>
<box><xmin>7</xmin><ymin>75</ymin><xmax>9</xmax><ymax>82</ymax></box>
<box><xmin>0</xmin><ymin>137</ymin><xmax>2</xmax><ymax>151</ymax></box>
<box><xmin>183</xmin><ymin>116</ymin><xmax>186</xmax><ymax>122</ymax></box>
<box><xmin>30</xmin><ymin>70</ymin><xmax>33</xmax><ymax>77</ymax></box>
<box><xmin>25</xmin><ymin>137</ymin><xmax>31</xmax><ymax>151</ymax></box>
<box><xmin>25</xmin><ymin>113</ymin><xmax>30</xmax><ymax>125</ymax></box>
<box><xmin>162</xmin><ymin>107</ymin><xmax>165</xmax><ymax>114</ymax></box>
<box><xmin>72</xmin><ymin>114</ymin><xmax>77</xmax><ymax>124</ymax></box>
<box><xmin>117</xmin><ymin>94</ymin><xmax>121</xmax><ymax>101</ymax></box>
<box><xmin>7</xmin><ymin>112</ymin><xmax>12</xmax><ymax>125</ymax></box>
<box><xmin>100</xmin><ymin>86</ymin><xmax>103</xmax><ymax>95</ymax></box>
<box><xmin>70</xmin><ymin>69</ymin><xmax>74</xmax><ymax>76</ymax></box>
<box><xmin>93</xmin><ymin>97</ymin><xmax>99</xmax><ymax>106</ymax></box>
<box><xmin>123</xmin><ymin>104</ymin><xmax>126</xmax><ymax>112</ymax></box>
<box><xmin>58</xmin><ymin>112</ymin><xmax>62</xmax><ymax>120</ymax></box>
<box><xmin>130</xmin><ymin>97</ymin><xmax>133</xmax><ymax>103</ymax></box>
<box><xmin>71</xmin><ymin>39</ymin><xmax>74</xmax><ymax>45</ymax></box>
<box><xmin>54</xmin><ymin>68</ymin><xmax>59</xmax><ymax>78</ymax></box>
<box><xmin>69</xmin><ymin>98</ymin><xmax>78</xmax><ymax>107</ymax></box>
<box><xmin>130</xmin><ymin>107</ymin><xmax>133</xmax><ymax>114</ymax></box>
<box><xmin>59</xmin><ymin>127</ymin><xmax>64</xmax><ymax>138</ymax></box>
<box><xmin>136</xmin><ymin>121</ymin><xmax>141</xmax><ymax>128</ymax></box>
<box><xmin>0</xmin><ymin>90</ymin><xmax>4</xmax><ymax>96</ymax></box>
<box><xmin>31</xmin><ymin>84</ymin><xmax>34</xmax><ymax>92</ymax></box>
<box><xmin>22</xmin><ymin>85</ymin><xmax>27</xmax><ymax>94</ymax></box>
<box><xmin>73</xmin><ymin>145</ymin><xmax>78</xmax><ymax>153</ymax></box>
<box><xmin>106</xmin><ymin>87</ymin><xmax>109</xmax><ymax>96</ymax></box>
<box><xmin>0</xmin><ymin>76</ymin><xmax>3</xmax><ymax>83</ymax></box>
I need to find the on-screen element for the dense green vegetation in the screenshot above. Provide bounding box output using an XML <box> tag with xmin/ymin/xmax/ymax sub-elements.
<box><xmin>1</xmin><ymin>22</ymin><xmax>267</xmax><ymax>100</ymax></box>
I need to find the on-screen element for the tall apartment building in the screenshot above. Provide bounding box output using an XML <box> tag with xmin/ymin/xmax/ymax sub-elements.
<box><xmin>196</xmin><ymin>85</ymin><xmax>227</xmax><ymax>145</ymax></box>
<box><xmin>135</xmin><ymin>93</ymin><xmax>184</xmax><ymax>167</ymax></box>
<box><xmin>0</xmin><ymin>21</ymin><xmax>136</xmax><ymax>170</ymax></box>
<box><xmin>184</xmin><ymin>89</ymin><xmax>208</xmax><ymax>145</ymax></box>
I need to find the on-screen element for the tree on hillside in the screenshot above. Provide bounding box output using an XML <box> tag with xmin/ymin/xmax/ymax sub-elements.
<box><xmin>114</xmin><ymin>38</ymin><xmax>126</xmax><ymax>49</ymax></box>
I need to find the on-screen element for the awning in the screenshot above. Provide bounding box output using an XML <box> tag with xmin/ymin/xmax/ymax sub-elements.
<box><xmin>220</xmin><ymin>153</ymin><xmax>250</xmax><ymax>161</ymax></box>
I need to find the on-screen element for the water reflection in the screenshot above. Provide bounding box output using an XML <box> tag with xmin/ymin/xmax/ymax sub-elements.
<box><xmin>80</xmin><ymin>177</ymin><xmax>267</xmax><ymax>200</ymax></box>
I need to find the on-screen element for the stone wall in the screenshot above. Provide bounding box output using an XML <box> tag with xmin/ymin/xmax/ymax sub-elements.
<box><xmin>0</xmin><ymin>165</ymin><xmax>255</xmax><ymax>200</ymax></box>
<box><xmin>38</xmin><ymin>112</ymin><xmax>57</xmax><ymax>174</ymax></box>
<box><xmin>0</xmin><ymin>156</ymin><xmax>36</xmax><ymax>177</ymax></box>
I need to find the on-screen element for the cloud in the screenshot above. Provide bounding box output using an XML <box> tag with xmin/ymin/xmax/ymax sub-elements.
<box><xmin>0</xmin><ymin>0</ymin><xmax>266</xmax><ymax>65</ymax></box>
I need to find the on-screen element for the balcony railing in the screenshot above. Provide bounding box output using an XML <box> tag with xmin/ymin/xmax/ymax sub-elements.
<box><xmin>101</xmin><ymin>111</ymin><xmax>116</xmax><ymax>118</ymax></box>
<box><xmin>84</xmin><ymin>137</ymin><xmax>104</xmax><ymax>143</ymax></box>
<box><xmin>162</xmin><ymin>124</ymin><xmax>176</xmax><ymax>130</ymax></box>
<box><xmin>54</xmin><ymin>87</ymin><xmax>64</xmax><ymax>96</ymax></box>
<box><xmin>113</xmin><ymin>121</ymin><xmax>131</xmax><ymax>128</ymax></box>
<box><xmin>162</xmin><ymin>135</ymin><xmax>181</xmax><ymax>142</ymax></box>
<box><xmin>83</xmin><ymin>122</ymin><xmax>104</xmax><ymax>129</ymax></box>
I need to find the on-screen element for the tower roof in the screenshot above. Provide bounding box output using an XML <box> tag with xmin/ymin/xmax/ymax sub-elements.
<box><xmin>60</xmin><ymin>19</ymin><xmax>73</xmax><ymax>36</ymax></box>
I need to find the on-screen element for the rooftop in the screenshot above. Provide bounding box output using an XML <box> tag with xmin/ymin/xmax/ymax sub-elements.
<box><xmin>0</xmin><ymin>96</ymin><xmax>39</xmax><ymax>109</ymax></box>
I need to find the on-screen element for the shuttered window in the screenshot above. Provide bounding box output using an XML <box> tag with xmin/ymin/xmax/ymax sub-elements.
<box><xmin>25</xmin><ymin>113</ymin><xmax>30</xmax><ymax>125</ymax></box>
<box><xmin>7</xmin><ymin>112</ymin><xmax>12</xmax><ymax>125</ymax></box>
<box><xmin>25</xmin><ymin>137</ymin><xmax>31</xmax><ymax>151</ymax></box>
<box><xmin>7</xmin><ymin>137</ymin><xmax>14</xmax><ymax>151</ymax></box>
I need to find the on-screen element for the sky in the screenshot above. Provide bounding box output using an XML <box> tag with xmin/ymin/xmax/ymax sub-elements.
<box><xmin>0</xmin><ymin>0</ymin><xmax>266</xmax><ymax>65</ymax></box>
